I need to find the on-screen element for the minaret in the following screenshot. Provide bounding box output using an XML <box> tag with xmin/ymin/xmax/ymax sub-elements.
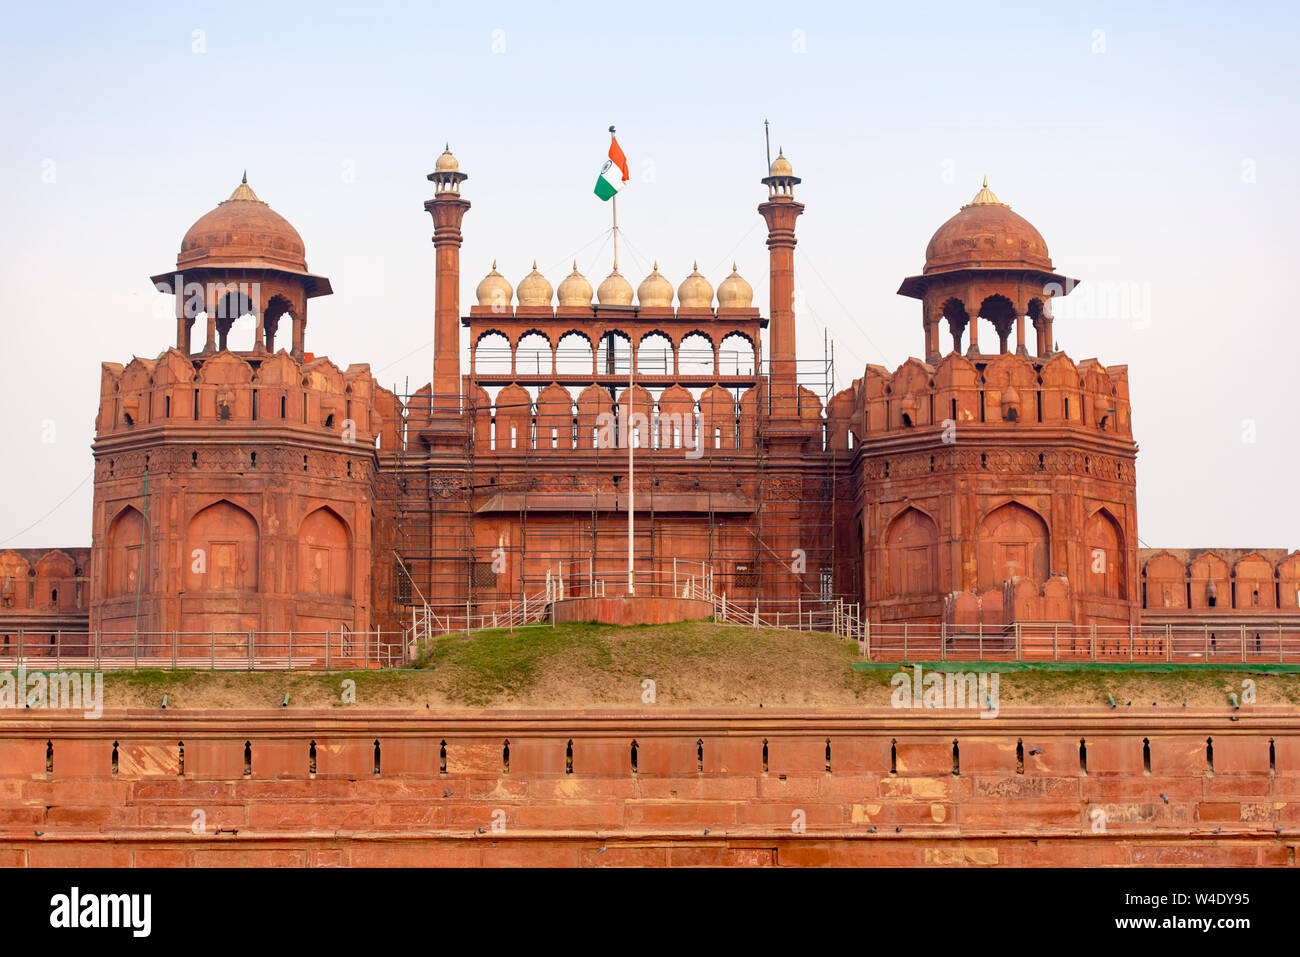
<box><xmin>758</xmin><ymin>148</ymin><xmax>803</xmax><ymax>423</ymax></box>
<box><xmin>424</xmin><ymin>145</ymin><xmax>470</xmax><ymax>422</ymax></box>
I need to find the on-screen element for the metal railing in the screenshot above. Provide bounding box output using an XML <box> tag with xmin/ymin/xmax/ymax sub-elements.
<box><xmin>856</xmin><ymin>621</ymin><xmax>1300</xmax><ymax>664</ymax></box>
<box><xmin>0</xmin><ymin>628</ymin><xmax>407</xmax><ymax>671</ymax></box>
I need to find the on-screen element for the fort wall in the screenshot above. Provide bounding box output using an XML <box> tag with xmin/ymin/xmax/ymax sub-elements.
<box><xmin>1</xmin><ymin>709</ymin><xmax>1295</xmax><ymax>866</ymax></box>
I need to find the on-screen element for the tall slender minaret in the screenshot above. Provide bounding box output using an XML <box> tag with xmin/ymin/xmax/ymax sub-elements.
<box><xmin>758</xmin><ymin>148</ymin><xmax>803</xmax><ymax>423</ymax></box>
<box><xmin>425</xmin><ymin>145</ymin><xmax>470</xmax><ymax>422</ymax></box>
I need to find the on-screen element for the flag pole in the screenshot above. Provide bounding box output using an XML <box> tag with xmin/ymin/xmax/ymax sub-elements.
<box><xmin>608</xmin><ymin>124</ymin><xmax>634</xmax><ymax>596</ymax></box>
<box><xmin>610</xmin><ymin>125</ymin><xmax>620</xmax><ymax>269</ymax></box>
<box><xmin>627</xmin><ymin>329</ymin><xmax>635</xmax><ymax>596</ymax></box>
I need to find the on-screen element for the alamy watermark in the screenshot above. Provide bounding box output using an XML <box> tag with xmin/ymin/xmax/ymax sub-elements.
<box><xmin>0</xmin><ymin>668</ymin><xmax>103</xmax><ymax>719</ymax></box>
<box><xmin>890</xmin><ymin>664</ymin><xmax>999</xmax><ymax>719</ymax></box>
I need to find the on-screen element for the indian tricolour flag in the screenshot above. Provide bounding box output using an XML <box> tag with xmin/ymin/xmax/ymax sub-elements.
<box><xmin>594</xmin><ymin>134</ymin><xmax>630</xmax><ymax>201</ymax></box>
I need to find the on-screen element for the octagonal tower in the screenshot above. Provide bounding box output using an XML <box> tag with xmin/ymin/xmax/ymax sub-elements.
<box><xmin>835</xmin><ymin>181</ymin><xmax>1139</xmax><ymax>631</ymax></box>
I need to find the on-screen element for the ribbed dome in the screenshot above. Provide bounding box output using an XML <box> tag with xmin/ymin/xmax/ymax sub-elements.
<box><xmin>178</xmin><ymin>174</ymin><xmax>307</xmax><ymax>273</ymax></box>
<box><xmin>475</xmin><ymin>260</ymin><xmax>513</xmax><ymax>309</ymax></box>
<box><xmin>717</xmin><ymin>263</ymin><xmax>753</xmax><ymax>309</ymax></box>
<box><xmin>597</xmin><ymin>265</ymin><xmax>634</xmax><ymax>306</ymax></box>
<box><xmin>434</xmin><ymin>145</ymin><xmax>459</xmax><ymax>172</ymax></box>
<box><xmin>923</xmin><ymin>179</ymin><xmax>1052</xmax><ymax>274</ymax></box>
<box><xmin>557</xmin><ymin>261</ymin><xmax>593</xmax><ymax>307</ymax></box>
<box><xmin>677</xmin><ymin>261</ymin><xmax>714</xmax><ymax>308</ymax></box>
<box><xmin>769</xmin><ymin>149</ymin><xmax>793</xmax><ymax>178</ymax></box>
<box><xmin>636</xmin><ymin>262</ymin><xmax>674</xmax><ymax>308</ymax></box>
<box><xmin>516</xmin><ymin>261</ymin><xmax>553</xmax><ymax>307</ymax></box>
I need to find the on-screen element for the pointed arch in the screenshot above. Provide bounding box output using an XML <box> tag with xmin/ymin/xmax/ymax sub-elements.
<box><xmin>885</xmin><ymin>507</ymin><xmax>939</xmax><ymax>597</ymax></box>
<box><xmin>107</xmin><ymin>506</ymin><xmax>145</xmax><ymax>598</ymax></box>
<box><xmin>186</xmin><ymin>500</ymin><xmax>258</xmax><ymax>593</ymax></box>
<box><xmin>1084</xmin><ymin>507</ymin><xmax>1126</xmax><ymax>599</ymax></box>
<box><xmin>976</xmin><ymin>501</ymin><xmax>1048</xmax><ymax>591</ymax></box>
<box><xmin>298</xmin><ymin>506</ymin><xmax>352</xmax><ymax>598</ymax></box>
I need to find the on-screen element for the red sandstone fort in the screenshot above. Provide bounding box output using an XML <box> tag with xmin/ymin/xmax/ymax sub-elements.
<box><xmin>2</xmin><ymin>145</ymin><xmax>1295</xmax><ymax>660</ymax></box>
<box><xmin>3</xmin><ymin>146</ymin><xmax>1299</xmax><ymax>871</ymax></box>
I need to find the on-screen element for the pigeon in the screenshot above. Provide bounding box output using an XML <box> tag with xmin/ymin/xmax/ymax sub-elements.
<box><xmin>1160</xmin><ymin>794</ymin><xmax>1169</xmax><ymax>803</ymax></box>
<box><xmin>1213</xmin><ymin>828</ymin><xmax>1221</xmax><ymax>834</ymax></box>
<box><xmin>597</xmin><ymin>846</ymin><xmax>607</xmax><ymax>854</ymax></box>
<box><xmin>33</xmin><ymin>830</ymin><xmax>43</xmax><ymax>837</ymax></box>
<box><xmin>443</xmin><ymin>788</ymin><xmax>452</xmax><ymax>798</ymax></box>
<box><xmin>703</xmin><ymin>827</ymin><xmax>711</xmax><ymax>835</ymax></box>
<box><xmin>1029</xmin><ymin>748</ymin><xmax>1043</xmax><ymax>756</ymax></box>
<box><xmin>476</xmin><ymin>826</ymin><xmax>486</xmax><ymax>834</ymax></box>
<box><xmin>868</xmin><ymin>826</ymin><xmax>877</xmax><ymax>834</ymax></box>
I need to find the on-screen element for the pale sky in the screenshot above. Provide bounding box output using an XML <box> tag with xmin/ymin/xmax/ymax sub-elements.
<box><xmin>1</xmin><ymin>0</ymin><xmax>1297</xmax><ymax>550</ymax></box>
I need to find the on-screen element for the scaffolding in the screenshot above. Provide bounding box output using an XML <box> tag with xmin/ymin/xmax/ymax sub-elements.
<box><xmin>377</xmin><ymin>339</ymin><xmax>851</xmax><ymax>635</ymax></box>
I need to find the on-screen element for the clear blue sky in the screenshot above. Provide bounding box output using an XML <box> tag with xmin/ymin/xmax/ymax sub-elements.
<box><xmin>1</xmin><ymin>0</ymin><xmax>1297</xmax><ymax>549</ymax></box>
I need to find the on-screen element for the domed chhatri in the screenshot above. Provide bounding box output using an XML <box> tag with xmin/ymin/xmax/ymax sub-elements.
<box><xmin>557</xmin><ymin>261</ymin><xmax>593</xmax><ymax>307</ymax></box>
<box><xmin>475</xmin><ymin>260</ymin><xmax>513</xmax><ymax>309</ymax></box>
<box><xmin>597</xmin><ymin>264</ymin><xmax>634</xmax><ymax>306</ymax></box>
<box><xmin>717</xmin><ymin>263</ymin><xmax>754</xmax><ymax>309</ymax></box>
<box><xmin>677</xmin><ymin>261</ymin><xmax>714</xmax><ymax>309</ymax></box>
<box><xmin>923</xmin><ymin>177</ymin><xmax>1052</xmax><ymax>275</ymax></box>
<box><xmin>516</xmin><ymin>261</ymin><xmax>553</xmax><ymax>307</ymax></box>
<box><xmin>637</xmin><ymin>262</ymin><xmax>674</xmax><ymax>308</ymax></box>
<box><xmin>178</xmin><ymin>173</ymin><xmax>307</xmax><ymax>274</ymax></box>
<box><xmin>434</xmin><ymin>144</ymin><xmax>459</xmax><ymax>173</ymax></box>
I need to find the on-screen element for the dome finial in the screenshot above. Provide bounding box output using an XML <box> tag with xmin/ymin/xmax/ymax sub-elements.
<box><xmin>242</xmin><ymin>169</ymin><xmax>247</xmax><ymax>185</ymax></box>
<box><xmin>965</xmin><ymin>177</ymin><xmax>1006</xmax><ymax>208</ymax></box>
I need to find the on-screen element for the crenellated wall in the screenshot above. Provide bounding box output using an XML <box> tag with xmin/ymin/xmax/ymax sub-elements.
<box><xmin>89</xmin><ymin>348</ymin><xmax>384</xmax><ymax>644</ymax></box>
<box><xmin>1141</xmin><ymin>548</ymin><xmax>1300</xmax><ymax>616</ymax></box>
<box><xmin>823</xmin><ymin>351</ymin><xmax>1138</xmax><ymax>628</ymax></box>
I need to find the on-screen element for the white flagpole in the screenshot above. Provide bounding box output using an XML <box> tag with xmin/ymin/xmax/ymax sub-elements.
<box><xmin>628</xmin><ymin>329</ymin><xmax>635</xmax><ymax>596</ymax></box>
<box><xmin>608</xmin><ymin>125</ymin><xmax>634</xmax><ymax>597</ymax></box>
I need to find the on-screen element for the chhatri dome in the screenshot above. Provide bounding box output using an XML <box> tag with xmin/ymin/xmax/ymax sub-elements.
<box><xmin>597</xmin><ymin>264</ymin><xmax>634</xmax><ymax>306</ymax></box>
<box><xmin>557</xmin><ymin>261</ymin><xmax>593</xmax><ymax>307</ymax></box>
<box><xmin>177</xmin><ymin>172</ymin><xmax>308</xmax><ymax>275</ymax></box>
<box><xmin>768</xmin><ymin>148</ymin><xmax>793</xmax><ymax>178</ymax></box>
<box><xmin>717</xmin><ymin>263</ymin><xmax>753</xmax><ymax>309</ymax></box>
<box><xmin>677</xmin><ymin>261</ymin><xmax>714</xmax><ymax>308</ymax></box>
<box><xmin>434</xmin><ymin>144</ymin><xmax>459</xmax><ymax>173</ymax></box>
<box><xmin>516</xmin><ymin>261</ymin><xmax>553</xmax><ymax>306</ymax></box>
<box><xmin>475</xmin><ymin>260</ymin><xmax>512</xmax><ymax>308</ymax></box>
<box><xmin>636</xmin><ymin>263</ymin><xmax>674</xmax><ymax>308</ymax></box>
<box><xmin>922</xmin><ymin>177</ymin><xmax>1052</xmax><ymax>275</ymax></box>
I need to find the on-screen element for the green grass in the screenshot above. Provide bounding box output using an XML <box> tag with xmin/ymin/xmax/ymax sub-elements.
<box><xmin>47</xmin><ymin>621</ymin><xmax>1300</xmax><ymax>710</ymax></box>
